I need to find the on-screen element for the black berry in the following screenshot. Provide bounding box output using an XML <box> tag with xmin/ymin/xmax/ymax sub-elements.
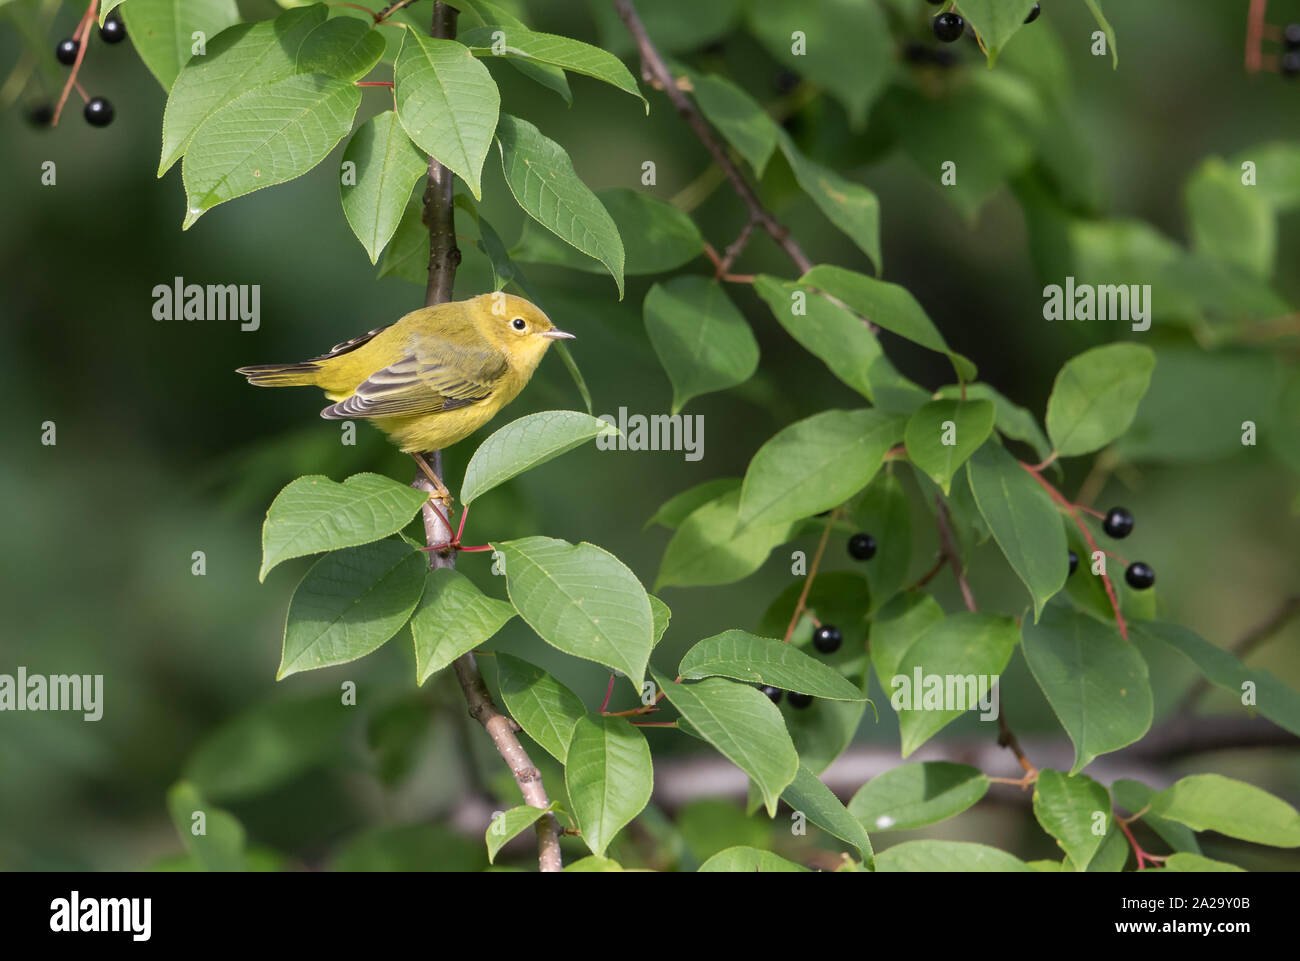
<box><xmin>100</xmin><ymin>15</ymin><xmax>127</xmax><ymax>44</ymax></box>
<box><xmin>773</xmin><ymin>69</ymin><xmax>800</xmax><ymax>94</ymax></box>
<box><xmin>925</xmin><ymin>0</ymin><xmax>944</xmax><ymax>4</ymax></box>
<box><xmin>56</xmin><ymin>38</ymin><xmax>80</xmax><ymax>65</ymax></box>
<box><xmin>848</xmin><ymin>533</ymin><xmax>877</xmax><ymax>561</ymax></box>
<box><xmin>760</xmin><ymin>685</ymin><xmax>783</xmax><ymax>705</ymax></box>
<box><xmin>1125</xmin><ymin>562</ymin><xmax>1155</xmax><ymax>590</ymax></box>
<box><xmin>1283</xmin><ymin>51</ymin><xmax>1300</xmax><ymax>78</ymax></box>
<box><xmin>1102</xmin><ymin>507</ymin><xmax>1134</xmax><ymax>539</ymax></box>
<box><xmin>27</xmin><ymin>104</ymin><xmax>54</xmax><ymax>128</ymax></box>
<box><xmin>787</xmin><ymin>691</ymin><xmax>814</xmax><ymax>709</ymax></box>
<box><xmin>933</xmin><ymin>12</ymin><xmax>965</xmax><ymax>43</ymax></box>
<box><xmin>1068</xmin><ymin>550</ymin><xmax>1078</xmax><ymax>576</ymax></box>
<box><xmin>1284</xmin><ymin>23</ymin><xmax>1300</xmax><ymax>48</ymax></box>
<box><xmin>1025</xmin><ymin>3</ymin><xmax>1041</xmax><ymax>24</ymax></box>
<box><xmin>812</xmin><ymin>625</ymin><xmax>842</xmax><ymax>654</ymax></box>
<box><xmin>84</xmin><ymin>97</ymin><xmax>114</xmax><ymax>127</ymax></box>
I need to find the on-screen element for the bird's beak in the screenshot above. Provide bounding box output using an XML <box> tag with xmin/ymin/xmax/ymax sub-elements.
<box><xmin>542</xmin><ymin>329</ymin><xmax>576</xmax><ymax>340</ymax></box>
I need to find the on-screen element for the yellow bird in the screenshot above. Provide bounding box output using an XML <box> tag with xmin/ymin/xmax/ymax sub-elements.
<box><xmin>237</xmin><ymin>293</ymin><xmax>573</xmax><ymax>496</ymax></box>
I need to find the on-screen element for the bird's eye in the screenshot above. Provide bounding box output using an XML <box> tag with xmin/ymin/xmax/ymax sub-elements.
<box><xmin>511</xmin><ymin>317</ymin><xmax>527</xmax><ymax>331</ymax></box>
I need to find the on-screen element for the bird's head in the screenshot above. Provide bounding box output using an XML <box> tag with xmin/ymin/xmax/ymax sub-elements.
<box><xmin>471</xmin><ymin>292</ymin><xmax>574</xmax><ymax>370</ymax></box>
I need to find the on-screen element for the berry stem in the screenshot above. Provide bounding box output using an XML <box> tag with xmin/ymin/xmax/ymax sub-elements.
<box><xmin>1246</xmin><ymin>0</ymin><xmax>1269</xmax><ymax>73</ymax></box>
<box><xmin>934</xmin><ymin>496</ymin><xmax>977</xmax><ymax>613</ymax></box>
<box><xmin>53</xmin><ymin>0</ymin><xmax>96</xmax><ymax>127</ymax></box>
<box><xmin>355</xmin><ymin>80</ymin><xmax>395</xmax><ymax>87</ymax></box>
<box><xmin>1116</xmin><ymin>811</ymin><xmax>1167</xmax><ymax>870</ymax></box>
<box><xmin>782</xmin><ymin>507</ymin><xmax>839</xmax><ymax>643</ymax></box>
<box><xmin>1021</xmin><ymin>462</ymin><xmax>1129</xmax><ymax>640</ymax></box>
<box><xmin>598</xmin><ymin>674</ymin><xmax>616</xmax><ymax>714</ymax></box>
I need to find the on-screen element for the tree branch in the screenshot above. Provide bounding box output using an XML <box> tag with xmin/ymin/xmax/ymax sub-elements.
<box><xmin>413</xmin><ymin>0</ymin><xmax>562</xmax><ymax>873</ymax></box>
<box><xmin>613</xmin><ymin>0</ymin><xmax>813</xmax><ymax>275</ymax></box>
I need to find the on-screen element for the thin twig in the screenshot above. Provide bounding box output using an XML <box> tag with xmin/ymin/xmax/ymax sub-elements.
<box><xmin>1178</xmin><ymin>595</ymin><xmax>1300</xmax><ymax>714</ymax></box>
<box><xmin>412</xmin><ymin>1</ymin><xmax>561</xmax><ymax>873</ymax></box>
<box><xmin>782</xmin><ymin>509</ymin><xmax>839</xmax><ymax>643</ymax></box>
<box><xmin>934</xmin><ymin>497</ymin><xmax>976</xmax><ymax>613</ymax></box>
<box><xmin>53</xmin><ymin>0</ymin><xmax>96</xmax><ymax>126</ymax></box>
<box><xmin>613</xmin><ymin>0</ymin><xmax>813</xmax><ymax>275</ymax></box>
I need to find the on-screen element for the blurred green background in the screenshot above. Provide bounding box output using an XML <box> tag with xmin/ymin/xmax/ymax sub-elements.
<box><xmin>1</xmin><ymin>0</ymin><xmax>1297</xmax><ymax>871</ymax></box>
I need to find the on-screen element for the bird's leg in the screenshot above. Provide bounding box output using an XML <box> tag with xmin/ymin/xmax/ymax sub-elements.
<box><xmin>410</xmin><ymin>452</ymin><xmax>453</xmax><ymax>510</ymax></box>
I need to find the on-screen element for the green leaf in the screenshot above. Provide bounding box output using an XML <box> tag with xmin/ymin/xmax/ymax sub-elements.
<box><xmin>654</xmin><ymin>671</ymin><xmax>799</xmax><ymax>817</ymax></box>
<box><xmin>123</xmin><ymin>0</ymin><xmax>241</xmax><ymax>91</ymax></box>
<box><xmin>1161</xmin><ymin>853</ymin><xmax>1245</xmax><ymax>873</ymax></box>
<box><xmin>512</xmin><ymin>188</ymin><xmax>702</xmax><ymax>276</ymax></box>
<box><xmin>644</xmin><ymin>276</ymin><xmax>759</xmax><ymax>414</ymax></box>
<box><xmin>166</xmin><ymin>782</ymin><xmax>246</xmax><ymax>872</ymax></box>
<box><xmin>340</xmin><ymin>111</ymin><xmax>428</xmax><ymax>264</ymax></box>
<box><xmin>182</xmin><ymin>73</ymin><xmax>361</xmax><ymax>228</ymax></box>
<box><xmin>158</xmin><ymin>6</ymin><xmax>330</xmax><ymax>174</ymax></box>
<box><xmin>744</xmin><ymin>0</ymin><xmax>890</xmax><ymax>127</ymax></box>
<box><xmin>679</xmin><ymin>630</ymin><xmax>867</xmax><ymax>701</ymax></box>
<box><xmin>394</xmin><ymin>32</ymin><xmax>500</xmax><ymax>200</ymax></box>
<box><xmin>277</xmin><ymin>539</ymin><xmax>427</xmax><ymax>680</ymax></box>
<box><xmin>937</xmin><ymin>383</ymin><xmax>1052</xmax><ymax>463</ymax></box>
<box><xmin>495</xmin><ymin>653</ymin><xmax>586</xmax><ymax>763</ymax></box>
<box><xmin>562</xmin><ymin>855</ymin><xmax>626</xmax><ymax>872</ymax></box>
<box><xmin>698</xmin><ymin>846</ymin><xmax>808</xmax><ymax>872</ymax></box>
<box><xmin>1064</xmin><ymin>819</ymin><xmax>1129</xmax><ymax>872</ymax></box>
<box><xmin>849</xmin><ymin>762</ymin><xmax>989</xmax><ymax>832</ymax></box>
<box><xmin>966</xmin><ymin>441</ymin><xmax>1068</xmax><ymax>620</ymax></box>
<box><xmin>956</xmin><ymin>0</ymin><xmax>1038</xmax><ymax>65</ymax></box>
<box><xmin>655</xmin><ymin>488</ymin><xmax>795</xmax><ymax>589</ymax></box>
<box><xmin>781</xmin><ymin>765</ymin><xmax>873</xmax><ymax>864</ymax></box>
<box><xmin>259</xmin><ymin>473</ymin><xmax>429</xmax><ymax>582</ymax></box>
<box><xmin>1045</xmin><ymin>343</ymin><xmax>1156</xmax><ymax>458</ymax></box>
<box><xmin>785</xmin><ymin>694</ymin><xmax>867</xmax><ymax>776</ymax></box>
<box><xmin>457</xmin><ymin>25</ymin><xmax>644</xmax><ymax>107</ymax></box>
<box><xmin>1083</xmin><ymin>0</ymin><xmax>1119</xmax><ymax>68</ymax></box>
<box><xmin>875</xmin><ymin>840</ymin><xmax>1032</xmax><ymax>872</ymax></box>
<box><xmin>799</xmin><ymin>266</ymin><xmax>977</xmax><ymax>382</ymax></box>
<box><xmin>777</xmin><ymin>132</ymin><xmax>881</xmax><ymax>273</ymax></box>
<box><xmin>758</xmin><ymin>571</ymin><xmax>871</xmax><ymax>654</ymax></box>
<box><xmin>870</xmin><ymin>593</ymin><xmax>944</xmax><ymax>692</ymax></box>
<box><xmin>497</xmin><ymin>114</ymin><xmax>625</xmax><ymax>297</ymax></box>
<box><xmin>100</xmin><ymin>0</ymin><xmax>128</xmax><ymax>26</ymax></box>
<box><xmin>461</xmin><ymin>411</ymin><xmax>619</xmax><ymax>504</ymax></box>
<box><xmin>182</xmin><ymin>695</ymin><xmax>350</xmax><ymax>800</ymax></box>
<box><xmin>1112</xmin><ymin>779</ymin><xmax>1202</xmax><ymax>855</ymax></box>
<box><xmin>551</xmin><ymin>342</ymin><xmax>593</xmax><ymax>415</ymax></box>
<box><xmin>565</xmin><ymin>716</ymin><xmax>654</xmax><ymax>857</ymax></box>
<box><xmin>650</xmin><ymin>595</ymin><xmax>671</xmax><ymax>647</ymax></box>
<box><xmin>378</xmin><ymin>197</ymin><xmax>429</xmax><ymax>283</ymax></box>
<box><xmin>411</xmin><ymin>569</ymin><xmax>515</xmax><ymax>684</ymax></box>
<box><xmin>1186</xmin><ymin>157</ymin><xmax>1275</xmax><ymax>279</ymax></box>
<box><xmin>1227</xmin><ymin>142</ymin><xmax>1300</xmax><ymax>211</ymax></box>
<box><xmin>894</xmin><ymin>613</ymin><xmax>1019</xmax><ymax>756</ymax></box>
<box><xmin>296</xmin><ymin>14</ymin><xmax>385</xmax><ymax>80</ymax></box>
<box><xmin>1032</xmin><ymin>769</ymin><xmax>1111</xmax><ymax>871</ymax></box>
<box><xmin>1132</xmin><ymin>620</ymin><xmax>1300</xmax><ymax>739</ymax></box>
<box><xmin>497</xmin><ymin>536</ymin><xmax>653</xmax><ymax>690</ymax></box>
<box><xmin>486</xmin><ymin>802</ymin><xmax>558</xmax><ymax>864</ymax></box>
<box><xmin>1147</xmin><ymin>774</ymin><xmax>1300</xmax><ymax>847</ymax></box>
<box><xmin>904</xmin><ymin>399</ymin><xmax>996</xmax><ymax>495</ymax></box>
<box><xmin>753</xmin><ymin>275</ymin><xmax>881</xmax><ymax>402</ymax></box>
<box><xmin>848</xmin><ymin>471</ymin><xmax>912</xmax><ymax>613</ymax></box>
<box><xmin>691</xmin><ymin>73</ymin><xmax>777</xmax><ymax>176</ymax></box>
<box><xmin>645</xmin><ymin>478</ymin><xmax>740</xmax><ymax>530</ymax></box>
<box><xmin>738</xmin><ymin>408</ymin><xmax>903</xmax><ymax>531</ymax></box>
<box><xmin>1021</xmin><ymin>605</ymin><xmax>1153</xmax><ymax>773</ymax></box>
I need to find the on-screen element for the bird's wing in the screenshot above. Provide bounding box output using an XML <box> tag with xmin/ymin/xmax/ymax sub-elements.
<box><xmin>319</xmin><ymin>338</ymin><xmax>508</xmax><ymax>420</ymax></box>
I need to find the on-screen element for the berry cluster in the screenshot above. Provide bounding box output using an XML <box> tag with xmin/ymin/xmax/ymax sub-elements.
<box><xmin>1065</xmin><ymin>505</ymin><xmax>1156</xmax><ymax>590</ymax></box>
<box><xmin>30</xmin><ymin>13</ymin><xmax>125</xmax><ymax>129</ymax></box>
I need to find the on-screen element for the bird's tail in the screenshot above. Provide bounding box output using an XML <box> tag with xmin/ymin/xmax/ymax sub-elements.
<box><xmin>236</xmin><ymin>362</ymin><xmax>321</xmax><ymax>387</ymax></box>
